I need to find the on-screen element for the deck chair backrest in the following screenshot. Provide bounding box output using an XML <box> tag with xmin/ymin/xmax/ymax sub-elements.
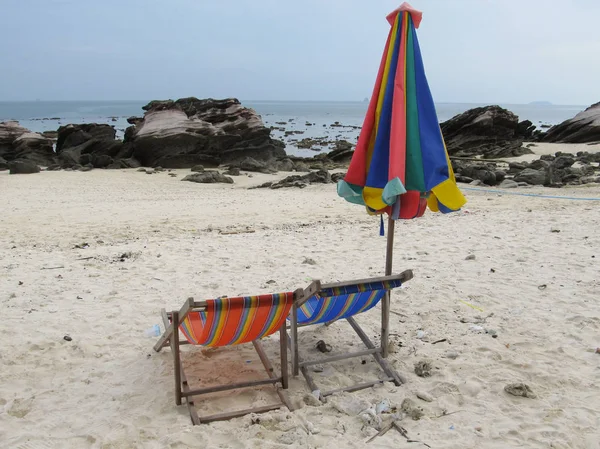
<box><xmin>180</xmin><ymin>292</ymin><xmax>294</xmax><ymax>347</ymax></box>
<box><xmin>297</xmin><ymin>278</ymin><xmax>404</xmax><ymax>326</ymax></box>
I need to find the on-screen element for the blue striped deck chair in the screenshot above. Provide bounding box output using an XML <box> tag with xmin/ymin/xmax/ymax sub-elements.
<box><xmin>289</xmin><ymin>270</ymin><xmax>413</xmax><ymax>400</ymax></box>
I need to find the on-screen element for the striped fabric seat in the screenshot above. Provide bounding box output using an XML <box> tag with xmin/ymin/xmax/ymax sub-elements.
<box><xmin>296</xmin><ymin>279</ymin><xmax>403</xmax><ymax>325</ymax></box>
<box><xmin>180</xmin><ymin>292</ymin><xmax>294</xmax><ymax>347</ymax></box>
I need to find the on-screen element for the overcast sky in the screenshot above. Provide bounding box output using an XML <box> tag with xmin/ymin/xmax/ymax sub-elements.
<box><xmin>0</xmin><ymin>0</ymin><xmax>597</xmax><ymax>105</ymax></box>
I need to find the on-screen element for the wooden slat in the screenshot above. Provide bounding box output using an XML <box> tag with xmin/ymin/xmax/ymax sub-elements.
<box><xmin>300</xmin><ymin>348</ymin><xmax>379</xmax><ymax>367</ymax></box>
<box><xmin>182</xmin><ymin>377</ymin><xmax>279</xmax><ymax>397</ymax></box>
<box><xmin>300</xmin><ymin>365</ymin><xmax>320</xmax><ymax>395</ymax></box>
<box><xmin>346</xmin><ymin>316</ymin><xmax>406</xmax><ymax>385</ymax></box>
<box><xmin>321</xmin><ymin>378</ymin><xmax>394</xmax><ymax>397</ymax></box>
<box><xmin>200</xmin><ymin>403</ymin><xmax>284</xmax><ymax>424</ymax></box>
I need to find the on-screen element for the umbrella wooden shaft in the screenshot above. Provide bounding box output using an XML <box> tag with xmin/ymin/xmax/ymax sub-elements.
<box><xmin>382</xmin><ymin>216</ymin><xmax>395</xmax><ymax>358</ymax></box>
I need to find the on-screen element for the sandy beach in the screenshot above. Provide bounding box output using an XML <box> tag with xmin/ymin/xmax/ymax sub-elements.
<box><xmin>1</xmin><ymin>163</ymin><xmax>599</xmax><ymax>449</ymax></box>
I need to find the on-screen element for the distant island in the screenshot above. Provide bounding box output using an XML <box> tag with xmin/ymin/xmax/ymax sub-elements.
<box><xmin>529</xmin><ymin>101</ymin><xmax>553</xmax><ymax>106</ymax></box>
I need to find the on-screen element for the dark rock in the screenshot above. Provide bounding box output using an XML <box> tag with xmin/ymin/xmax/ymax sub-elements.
<box><xmin>273</xmin><ymin>158</ymin><xmax>295</xmax><ymax>172</ymax></box>
<box><xmin>191</xmin><ymin>165</ymin><xmax>205</xmax><ymax>173</ymax></box>
<box><xmin>327</xmin><ymin>140</ymin><xmax>354</xmax><ymax>162</ymax></box>
<box><xmin>499</xmin><ymin>179</ymin><xmax>519</xmax><ymax>188</ymax></box>
<box><xmin>0</xmin><ymin>156</ymin><xmax>7</xmax><ymax>170</ymax></box>
<box><xmin>331</xmin><ymin>172</ymin><xmax>345</xmax><ymax>183</ymax></box>
<box><xmin>294</xmin><ymin>162</ymin><xmax>310</xmax><ymax>172</ymax></box>
<box><xmin>129</xmin><ymin>97</ymin><xmax>286</xmax><ymax>168</ymax></box>
<box><xmin>551</xmin><ymin>155</ymin><xmax>575</xmax><ymax>169</ymax></box>
<box><xmin>455</xmin><ymin>175</ymin><xmax>474</xmax><ymax>184</ymax></box>
<box><xmin>181</xmin><ymin>171</ymin><xmax>234</xmax><ymax>184</ymax></box>
<box><xmin>238</xmin><ymin>156</ymin><xmax>277</xmax><ymax>174</ymax></box>
<box><xmin>56</xmin><ymin>123</ymin><xmax>116</xmax><ymax>152</ymax></box>
<box><xmin>440</xmin><ymin>106</ymin><xmax>534</xmax><ymax>158</ymax></box>
<box><xmin>154</xmin><ymin>153</ymin><xmax>219</xmax><ymax>169</ymax></box>
<box><xmin>529</xmin><ymin>159</ymin><xmax>551</xmax><ymax>170</ymax></box>
<box><xmin>8</xmin><ymin>160</ymin><xmax>41</xmax><ymax>174</ymax></box>
<box><xmin>80</xmin><ymin>164</ymin><xmax>94</xmax><ymax>172</ymax></box>
<box><xmin>254</xmin><ymin>169</ymin><xmax>332</xmax><ymax>189</ymax></box>
<box><xmin>516</xmin><ymin>120</ymin><xmax>536</xmax><ymax>139</ymax></box>
<box><xmin>127</xmin><ymin>116</ymin><xmax>143</xmax><ymax>125</ymax></box>
<box><xmin>494</xmin><ymin>170</ymin><xmax>506</xmax><ymax>182</ymax></box>
<box><xmin>55</xmin><ymin>123</ymin><xmax>127</xmax><ymax>169</ymax></box>
<box><xmin>458</xmin><ymin>163</ymin><xmax>499</xmax><ymax>186</ymax></box>
<box><xmin>542</xmin><ymin>102</ymin><xmax>600</xmax><ymax>143</ymax></box>
<box><xmin>225</xmin><ymin>167</ymin><xmax>240</xmax><ymax>176</ymax></box>
<box><xmin>46</xmin><ymin>164</ymin><xmax>62</xmax><ymax>171</ymax></box>
<box><xmin>514</xmin><ymin>168</ymin><xmax>546</xmax><ymax>185</ymax></box>
<box><xmin>92</xmin><ymin>154</ymin><xmax>113</xmax><ymax>168</ymax></box>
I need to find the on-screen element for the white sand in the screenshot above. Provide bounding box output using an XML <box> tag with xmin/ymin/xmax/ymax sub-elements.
<box><xmin>1</xmin><ymin>169</ymin><xmax>599</xmax><ymax>449</ymax></box>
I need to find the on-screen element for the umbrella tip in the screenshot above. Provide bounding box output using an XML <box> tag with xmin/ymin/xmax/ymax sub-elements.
<box><xmin>387</xmin><ymin>2</ymin><xmax>423</xmax><ymax>28</ymax></box>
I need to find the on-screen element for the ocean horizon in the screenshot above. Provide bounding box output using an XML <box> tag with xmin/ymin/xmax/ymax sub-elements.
<box><xmin>0</xmin><ymin>100</ymin><xmax>587</xmax><ymax>157</ymax></box>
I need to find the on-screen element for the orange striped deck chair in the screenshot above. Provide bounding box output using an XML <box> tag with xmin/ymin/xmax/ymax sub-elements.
<box><xmin>289</xmin><ymin>271</ymin><xmax>413</xmax><ymax>401</ymax></box>
<box><xmin>154</xmin><ymin>292</ymin><xmax>295</xmax><ymax>424</ymax></box>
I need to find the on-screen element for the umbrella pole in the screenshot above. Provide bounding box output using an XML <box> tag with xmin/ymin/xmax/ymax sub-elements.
<box><xmin>382</xmin><ymin>215</ymin><xmax>395</xmax><ymax>358</ymax></box>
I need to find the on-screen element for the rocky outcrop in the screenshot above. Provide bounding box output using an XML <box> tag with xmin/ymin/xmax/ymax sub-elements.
<box><xmin>453</xmin><ymin>151</ymin><xmax>600</xmax><ymax>187</ymax></box>
<box><xmin>181</xmin><ymin>171</ymin><xmax>234</xmax><ymax>184</ymax></box>
<box><xmin>55</xmin><ymin>123</ymin><xmax>133</xmax><ymax>169</ymax></box>
<box><xmin>8</xmin><ymin>160</ymin><xmax>41</xmax><ymax>174</ymax></box>
<box><xmin>128</xmin><ymin>97</ymin><xmax>286</xmax><ymax>168</ymax></box>
<box><xmin>253</xmin><ymin>169</ymin><xmax>339</xmax><ymax>189</ymax></box>
<box><xmin>440</xmin><ymin>106</ymin><xmax>534</xmax><ymax>158</ymax></box>
<box><xmin>542</xmin><ymin>102</ymin><xmax>600</xmax><ymax>143</ymax></box>
<box><xmin>0</xmin><ymin>121</ymin><xmax>56</xmax><ymax>166</ymax></box>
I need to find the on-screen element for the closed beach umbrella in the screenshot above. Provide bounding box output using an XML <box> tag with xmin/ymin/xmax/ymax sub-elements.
<box><xmin>337</xmin><ymin>3</ymin><xmax>467</xmax><ymax>356</ymax></box>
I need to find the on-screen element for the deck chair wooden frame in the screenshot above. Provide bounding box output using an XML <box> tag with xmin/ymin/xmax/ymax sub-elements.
<box><xmin>153</xmin><ymin>295</ymin><xmax>295</xmax><ymax>424</ymax></box>
<box><xmin>289</xmin><ymin>270</ymin><xmax>413</xmax><ymax>400</ymax></box>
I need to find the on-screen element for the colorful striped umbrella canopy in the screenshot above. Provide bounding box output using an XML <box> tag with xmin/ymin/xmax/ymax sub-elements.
<box><xmin>338</xmin><ymin>3</ymin><xmax>466</xmax><ymax>220</ymax></box>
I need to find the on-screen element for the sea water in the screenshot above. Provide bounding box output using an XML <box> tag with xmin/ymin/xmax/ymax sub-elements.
<box><xmin>0</xmin><ymin>100</ymin><xmax>586</xmax><ymax>157</ymax></box>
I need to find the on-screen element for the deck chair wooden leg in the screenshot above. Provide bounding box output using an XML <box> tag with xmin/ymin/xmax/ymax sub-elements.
<box><xmin>171</xmin><ymin>310</ymin><xmax>182</xmax><ymax>406</ymax></box>
<box><xmin>279</xmin><ymin>325</ymin><xmax>289</xmax><ymax>389</ymax></box>
<box><xmin>253</xmin><ymin>339</ymin><xmax>293</xmax><ymax>411</ymax></box>
<box><xmin>381</xmin><ymin>290</ymin><xmax>390</xmax><ymax>358</ymax></box>
<box><xmin>291</xmin><ymin>305</ymin><xmax>299</xmax><ymax>376</ymax></box>
<box><xmin>346</xmin><ymin>316</ymin><xmax>406</xmax><ymax>385</ymax></box>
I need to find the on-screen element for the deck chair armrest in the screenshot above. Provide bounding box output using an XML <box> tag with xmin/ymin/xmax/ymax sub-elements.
<box><xmin>153</xmin><ymin>297</ymin><xmax>194</xmax><ymax>352</ymax></box>
<box><xmin>295</xmin><ymin>281</ymin><xmax>321</xmax><ymax>308</ymax></box>
<box><xmin>320</xmin><ymin>270</ymin><xmax>413</xmax><ymax>290</ymax></box>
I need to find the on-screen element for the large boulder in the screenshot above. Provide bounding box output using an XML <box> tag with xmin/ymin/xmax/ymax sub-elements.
<box><xmin>514</xmin><ymin>168</ymin><xmax>546</xmax><ymax>185</ymax></box>
<box><xmin>8</xmin><ymin>160</ymin><xmax>41</xmax><ymax>174</ymax></box>
<box><xmin>327</xmin><ymin>140</ymin><xmax>354</xmax><ymax>162</ymax></box>
<box><xmin>0</xmin><ymin>121</ymin><xmax>56</xmax><ymax>166</ymax></box>
<box><xmin>55</xmin><ymin>123</ymin><xmax>128</xmax><ymax>168</ymax></box>
<box><xmin>129</xmin><ymin>98</ymin><xmax>286</xmax><ymax>168</ymax></box>
<box><xmin>181</xmin><ymin>171</ymin><xmax>234</xmax><ymax>184</ymax></box>
<box><xmin>440</xmin><ymin>106</ymin><xmax>534</xmax><ymax>158</ymax></box>
<box><xmin>542</xmin><ymin>102</ymin><xmax>600</xmax><ymax>143</ymax></box>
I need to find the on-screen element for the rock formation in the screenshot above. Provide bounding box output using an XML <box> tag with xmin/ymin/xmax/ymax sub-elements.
<box><xmin>542</xmin><ymin>102</ymin><xmax>600</xmax><ymax>143</ymax></box>
<box><xmin>0</xmin><ymin>121</ymin><xmax>56</xmax><ymax>166</ymax></box>
<box><xmin>127</xmin><ymin>97</ymin><xmax>286</xmax><ymax>168</ymax></box>
<box><xmin>55</xmin><ymin>123</ymin><xmax>135</xmax><ymax>169</ymax></box>
<box><xmin>440</xmin><ymin>106</ymin><xmax>534</xmax><ymax>158</ymax></box>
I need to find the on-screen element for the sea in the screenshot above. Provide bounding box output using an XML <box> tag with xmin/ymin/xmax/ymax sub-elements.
<box><xmin>0</xmin><ymin>100</ymin><xmax>586</xmax><ymax>157</ymax></box>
